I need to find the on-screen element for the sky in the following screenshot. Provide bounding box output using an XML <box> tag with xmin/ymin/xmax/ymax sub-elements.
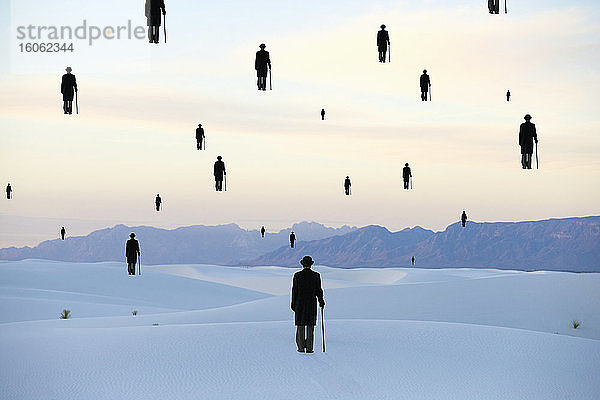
<box><xmin>0</xmin><ymin>0</ymin><xmax>599</xmax><ymax>248</ymax></box>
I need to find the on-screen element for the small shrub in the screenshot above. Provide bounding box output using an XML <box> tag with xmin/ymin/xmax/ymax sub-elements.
<box><xmin>132</xmin><ymin>310</ymin><xmax>138</xmax><ymax>316</ymax></box>
<box><xmin>152</xmin><ymin>323</ymin><xmax>159</xmax><ymax>326</ymax></box>
<box><xmin>572</xmin><ymin>320</ymin><xmax>581</xmax><ymax>329</ymax></box>
<box><xmin>60</xmin><ymin>309</ymin><xmax>71</xmax><ymax>319</ymax></box>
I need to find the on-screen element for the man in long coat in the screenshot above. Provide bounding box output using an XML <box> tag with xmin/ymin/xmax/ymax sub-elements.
<box><xmin>519</xmin><ymin>114</ymin><xmax>538</xmax><ymax>169</ymax></box>
<box><xmin>461</xmin><ymin>211</ymin><xmax>468</xmax><ymax>227</ymax></box>
<box><xmin>420</xmin><ymin>69</ymin><xmax>430</xmax><ymax>101</ymax></box>
<box><xmin>196</xmin><ymin>123</ymin><xmax>205</xmax><ymax>150</ymax></box>
<box><xmin>126</xmin><ymin>233</ymin><xmax>140</xmax><ymax>275</ymax></box>
<box><xmin>155</xmin><ymin>194</ymin><xmax>162</xmax><ymax>211</ymax></box>
<box><xmin>377</xmin><ymin>24</ymin><xmax>390</xmax><ymax>63</ymax></box>
<box><xmin>146</xmin><ymin>0</ymin><xmax>166</xmax><ymax>44</ymax></box>
<box><xmin>402</xmin><ymin>163</ymin><xmax>412</xmax><ymax>190</ymax></box>
<box><xmin>5</xmin><ymin>183</ymin><xmax>11</xmax><ymax>199</ymax></box>
<box><xmin>61</xmin><ymin>227</ymin><xmax>66</xmax><ymax>240</ymax></box>
<box><xmin>61</xmin><ymin>67</ymin><xmax>77</xmax><ymax>114</ymax></box>
<box><xmin>291</xmin><ymin>256</ymin><xmax>325</xmax><ymax>353</ymax></box>
<box><xmin>344</xmin><ymin>176</ymin><xmax>351</xmax><ymax>195</ymax></box>
<box><xmin>255</xmin><ymin>43</ymin><xmax>271</xmax><ymax>91</ymax></box>
<box><xmin>290</xmin><ymin>231</ymin><xmax>296</xmax><ymax>248</ymax></box>
<box><xmin>214</xmin><ymin>156</ymin><xmax>226</xmax><ymax>191</ymax></box>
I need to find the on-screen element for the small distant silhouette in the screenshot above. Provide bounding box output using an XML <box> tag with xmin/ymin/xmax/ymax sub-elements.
<box><xmin>214</xmin><ymin>156</ymin><xmax>226</xmax><ymax>191</ymax></box>
<box><xmin>261</xmin><ymin>226</ymin><xmax>266</xmax><ymax>238</ymax></box>
<box><xmin>519</xmin><ymin>114</ymin><xmax>538</xmax><ymax>169</ymax></box>
<box><xmin>196</xmin><ymin>124</ymin><xmax>205</xmax><ymax>150</ymax></box>
<box><xmin>461</xmin><ymin>211</ymin><xmax>468</xmax><ymax>227</ymax></box>
<box><xmin>506</xmin><ymin>90</ymin><xmax>511</xmax><ymax>102</ymax></box>
<box><xmin>155</xmin><ymin>194</ymin><xmax>162</xmax><ymax>211</ymax></box>
<box><xmin>5</xmin><ymin>183</ymin><xmax>11</xmax><ymax>199</ymax></box>
<box><xmin>488</xmin><ymin>0</ymin><xmax>500</xmax><ymax>14</ymax></box>
<box><xmin>126</xmin><ymin>232</ymin><xmax>140</xmax><ymax>276</ymax></box>
<box><xmin>61</xmin><ymin>67</ymin><xmax>77</xmax><ymax>115</ymax></box>
<box><xmin>402</xmin><ymin>163</ymin><xmax>412</xmax><ymax>190</ymax></box>
<box><xmin>377</xmin><ymin>24</ymin><xmax>390</xmax><ymax>63</ymax></box>
<box><xmin>290</xmin><ymin>231</ymin><xmax>296</xmax><ymax>248</ymax></box>
<box><xmin>420</xmin><ymin>69</ymin><xmax>431</xmax><ymax>101</ymax></box>
<box><xmin>411</xmin><ymin>256</ymin><xmax>415</xmax><ymax>266</ymax></box>
<box><xmin>60</xmin><ymin>227</ymin><xmax>66</xmax><ymax>240</ymax></box>
<box><xmin>146</xmin><ymin>0</ymin><xmax>166</xmax><ymax>44</ymax></box>
<box><xmin>321</xmin><ymin>109</ymin><xmax>326</xmax><ymax>120</ymax></box>
<box><xmin>255</xmin><ymin>43</ymin><xmax>271</xmax><ymax>91</ymax></box>
<box><xmin>344</xmin><ymin>176</ymin><xmax>351</xmax><ymax>195</ymax></box>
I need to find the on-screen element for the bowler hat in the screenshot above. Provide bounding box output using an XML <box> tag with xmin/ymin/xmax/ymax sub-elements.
<box><xmin>524</xmin><ymin>114</ymin><xmax>532</xmax><ymax>120</ymax></box>
<box><xmin>300</xmin><ymin>256</ymin><xmax>314</xmax><ymax>267</ymax></box>
<box><xmin>259</xmin><ymin>43</ymin><xmax>266</xmax><ymax>48</ymax></box>
<box><xmin>65</xmin><ymin>66</ymin><xmax>72</xmax><ymax>72</ymax></box>
<box><xmin>380</xmin><ymin>24</ymin><xmax>386</xmax><ymax>29</ymax></box>
<box><xmin>130</xmin><ymin>233</ymin><xmax>136</xmax><ymax>238</ymax></box>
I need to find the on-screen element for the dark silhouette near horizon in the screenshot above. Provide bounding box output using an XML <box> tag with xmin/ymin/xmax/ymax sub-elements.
<box><xmin>125</xmin><ymin>233</ymin><xmax>140</xmax><ymax>276</ymax></box>
<box><xmin>61</xmin><ymin>67</ymin><xmax>77</xmax><ymax>115</ymax></box>
<box><xmin>420</xmin><ymin>69</ymin><xmax>430</xmax><ymax>101</ymax></box>
<box><xmin>506</xmin><ymin>90</ymin><xmax>511</xmax><ymax>101</ymax></box>
<box><xmin>488</xmin><ymin>0</ymin><xmax>500</xmax><ymax>14</ymax></box>
<box><xmin>60</xmin><ymin>227</ymin><xmax>66</xmax><ymax>240</ymax></box>
<box><xmin>519</xmin><ymin>114</ymin><xmax>538</xmax><ymax>169</ymax></box>
<box><xmin>411</xmin><ymin>256</ymin><xmax>415</xmax><ymax>266</ymax></box>
<box><xmin>255</xmin><ymin>43</ymin><xmax>271</xmax><ymax>91</ymax></box>
<box><xmin>290</xmin><ymin>231</ymin><xmax>296</xmax><ymax>248</ymax></box>
<box><xmin>196</xmin><ymin>124</ymin><xmax>205</xmax><ymax>150</ymax></box>
<box><xmin>461</xmin><ymin>211</ymin><xmax>468</xmax><ymax>227</ymax></box>
<box><xmin>261</xmin><ymin>226</ymin><xmax>266</xmax><ymax>238</ymax></box>
<box><xmin>155</xmin><ymin>194</ymin><xmax>162</xmax><ymax>211</ymax></box>
<box><xmin>321</xmin><ymin>108</ymin><xmax>325</xmax><ymax>120</ymax></box>
<box><xmin>402</xmin><ymin>163</ymin><xmax>412</xmax><ymax>190</ymax></box>
<box><xmin>377</xmin><ymin>24</ymin><xmax>390</xmax><ymax>63</ymax></box>
<box><xmin>5</xmin><ymin>183</ymin><xmax>11</xmax><ymax>199</ymax></box>
<box><xmin>146</xmin><ymin>0</ymin><xmax>166</xmax><ymax>44</ymax></box>
<box><xmin>214</xmin><ymin>156</ymin><xmax>226</xmax><ymax>191</ymax></box>
<box><xmin>344</xmin><ymin>176</ymin><xmax>351</xmax><ymax>195</ymax></box>
<box><xmin>291</xmin><ymin>255</ymin><xmax>325</xmax><ymax>354</ymax></box>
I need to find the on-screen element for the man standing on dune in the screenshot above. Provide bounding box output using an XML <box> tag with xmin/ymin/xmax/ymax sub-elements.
<box><xmin>291</xmin><ymin>256</ymin><xmax>325</xmax><ymax>353</ymax></box>
<box><xmin>126</xmin><ymin>233</ymin><xmax>140</xmax><ymax>276</ymax></box>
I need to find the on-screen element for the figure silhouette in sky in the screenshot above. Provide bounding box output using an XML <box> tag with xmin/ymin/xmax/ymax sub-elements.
<box><xmin>196</xmin><ymin>123</ymin><xmax>205</xmax><ymax>150</ymax></box>
<box><xmin>261</xmin><ymin>226</ymin><xmax>266</xmax><ymax>238</ymax></box>
<box><xmin>461</xmin><ymin>211</ymin><xmax>468</xmax><ymax>227</ymax></box>
<box><xmin>5</xmin><ymin>183</ymin><xmax>11</xmax><ymax>199</ymax></box>
<box><xmin>290</xmin><ymin>231</ymin><xmax>296</xmax><ymax>248</ymax></box>
<box><xmin>519</xmin><ymin>114</ymin><xmax>538</xmax><ymax>169</ymax></box>
<box><xmin>506</xmin><ymin>90</ymin><xmax>511</xmax><ymax>102</ymax></box>
<box><xmin>420</xmin><ymin>69</ymin><xmax>430</xmax><ymax>101</ymax></box>
<box><xmin>60</xmin><ymin>227</ymin><xmax>66</xmax><ymax>240</ymax></box>
<box><xmin>411</xmin><ymin>256</ymin><xmax>415</xmax><ymax>266</ymax></box>
<box><xmin>146</xmin><ymin>0</ymin><xmax>166</xmax><ymax>44</ymax></box>
<box><xmin>155</xmin><ymin>194</ymin><xmax>162</xmax><ymax>211</ymax></box>
<box><xmin>344</xmin><ymin>176</ymin><xmax>351</xmax><ymax>195</ymax></box>
<box><xmin>321</xmin><ymin>109</ymin><xmax>326</xmax><ymax>120</ymax></box>
<box><xmin>126</xmin><ymin>233</ymin><xmax>140</xmax><ymax>276</ymax></box>
<box><xmin>255</xmin><ymin>43</ymin><xmax>271</xmax><ymax>91</ymax></box>
<box><xmin>402</xmin><ymin>163</ymin><xmax>412</xmax><ymax>190</ymax></box>
<box><xmin>61</xmin><ymin>67</ymin><xmax>77</xmax><ymax>115</ymax></box>
<box><xmin>377</xmin><ymin>24</ymin><xmax>390</xmax><ymax>63</ymax></box>
<box><xmin>214</xmin><ymin>156</ymin><xmax>226</xmax><ymax>191</ymax></box>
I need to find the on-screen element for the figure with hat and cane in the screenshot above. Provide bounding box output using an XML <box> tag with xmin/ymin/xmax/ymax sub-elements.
<box><xmin>519</xmin><ymin>114</ymin><xmax>538</xmax><ymax>169</ymax></box>
<box><xmin>420</xmin><ymin>69</ymin><xmax>431</xmax><ymax>101</ymax></box>
<box><xmin>60</xmin><ymin>67</ymin><xmax>78</xmax><ymax>115</ymax></box>
<box><xmin>146</xmin><ymin>0</ymin><xmax>166</xmax><ymax>44</ymax></box>
<box><xmin>403</xmin><ymin>163</ymin><xmax>412</xmax><ymax>190</ymax></box>
<box><xmin>291</xmin><ymin>256</ymin><xmax>326</xmax><ymax>353</ymax></box>
<box><xmin>196</xmin><ymin>123</ymin><xmax>205</xmax><ymax>150</ymax></box>
<box><xmin>344</xmin><ymin>176</ymin><xmax>352</xmax><ymax>196</ymax></box>
<box><xmin>255</xmin><ymin>43</ymin><xmax>271</xmax><ymax>91</ymax></box>
<box><xmin>377</xmin><ymin>24</ymin><xmax>390</xmax><ymax>63</ymax></box>
<box><xmin>125</xmin><ymin>233</ymin><xmax>141</xmax><ymax>276</ymax></box>
<box><xmin>214</xmin><ymin>156</ymin><xmax>226</xmax><ymax>191</ymax></box>
<box><xmin>290</xmin><ymin>231</ymin><xmax>296</xmax><ymax>248</ymax></box>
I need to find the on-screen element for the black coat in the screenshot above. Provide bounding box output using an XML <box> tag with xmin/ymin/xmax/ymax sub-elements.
<box><xmin>126</xmin><ymin>238</ymin><xmax>140</xmax><ymax>263</ymax></box>
<box><xmin>147</xmin><ymin>0</ymin><xmax>165</xmax><ymax>26</ymax></box>
<box><xmin>420</xmin><ymin>73</ymin><xmax>430</xmax><ymax>90</ymax></box>
<box><xmin>214</xmin><ymin>160</ymin><xmax>226</xmax><ymax>180</ymax></box>
<box><xmin>519</xmin><ymin>121</ymin><xmax>537</xmax><ymax>154</ymax></box>
<box><xmin>377</xmin><ymin>30</ymin><xmax>389</xmax><ymax>50</ymax></box>
<box><xmin>255</xmin><ymin>50</ymin><xmax>271</xmax><ymax>77</ymax></box>
<box><xmin>61</xmin><ymin>74</ymin><xmax>77</xmax><ymax>101</ymax></box>
<box><xmin>344</xmin><ymin>178</ymin><xmax>351</xmax><ymax>188</ymax></box>
<box><xmin>402</xmin><ymin>166</ymin><xmax>412</xmax><ymax>180</ymax></box>
<box><xmin>196</xmin><ymin>127</ymin><xmax>204</xmax><ymax>140</ymax></box>
<box><xmin>291</xmin><ymin>268</ymin><xmax>324</xmax><ymax>326</ymax></box>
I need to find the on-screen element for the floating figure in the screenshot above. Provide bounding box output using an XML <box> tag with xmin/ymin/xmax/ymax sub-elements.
<box><xmin>255</xmin><ymin>43</ymin><xmax>271</xmax><ymax>91</ymax></box>
<box><xmin>290</xmin><ymin>231</ymin><xmax>296</xmax><ymax>248</ymax></box>
<box><xmin>146</xmin><ymin>0</ymin><xmax>166</xmax><ymax>44</ymax></box>
<box><xmin>125</xmin><ymin>233</ymin><xmax>140</xmax><ymax>276</ymax></box>
<box><xmin>196</xmin><ymin>123</ymin><xmax>205</xmax><ymax>150</ymax></box>
<box><xmin>291</xmin><ymin>255</ymin><xmax>325</xmax><ymax>353</ymax></box>
<box><xmin>60</xmin><ymin>227</ymin><xmax>66</xmax><ymax>240</ymax></box>
<box><xmin>155</xmin><ymin>194</ymin><xmax>162</xmax><ymax>211</ymax></box>
<box><xmin>61</xmin><ymin>67</ymin><xmax>78</xmax><ymax>115</ymax></box>
<box><xmin>5</xmin><ymin>183</ymin><xmax>11</xmax><ymax>199</ymax></box>
<box><xmin>261</xmin><ymin>226</ymin><xmax>266</xmax><ymax>238</ymax></box>
<box><xmin>420</xmin><ymin>69</ymin><xmax>431</xmax><ymax>101</ymax></box>
<box><xmin>344</xmin><ymin>176</ymin><xmax>352</xmax><ymax>195</ymax></box>
<box><xmin>214</xmin><ymin>156</ymin><xmax>226</xmax><ymax>191</ymax></box>
<box><xmin>519</xmin><ymin>114</ymin><xmax>538</xmax><ymax>169</ymax></box>
<box><xmin>461</xmin><ymin>211</ymin><xmax>468</xmax><ymax>227</ymax></box>
<box><xmin>321</xmin><ymin>109</ymin><xmax>326</xmax><ymax>120</ymax></box>
<box><xmin>402</xmin><ymin>163</ymin><xmax>412</xmax><ymax>190</ymax></box>
<box><xmin>411</xmin><ymin>256</ymin><xmax>415</xmax><ymax>266</ymax></box>
<box><xmin>377</xmin><ymin>24</ymin><xmax>390</xmax><ymax>63</ymax></box>
<box><xmin>506</xmin><ymin>90</ymin><xmax>511</xmax><ymax>102</ymax></box>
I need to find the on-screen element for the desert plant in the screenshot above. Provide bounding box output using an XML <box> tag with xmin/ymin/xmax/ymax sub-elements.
<box><xmin>132</xmin><ymin>310</ymin><xmax>138</xmax><ymax>316</ymax></box>
<box><xmin>60</xmin><ymin>309</ymin><xmax>71</xmax><ymax>319</ymax></box>
<box><xmin>152</xmin><ymin>323</ymin><xmax>159</xmax><ymax>326</ymax></box>
<box><xmin>572</xmin><ymin>320</ymin><xmax>581</xmax><ymax>329</ymax></box>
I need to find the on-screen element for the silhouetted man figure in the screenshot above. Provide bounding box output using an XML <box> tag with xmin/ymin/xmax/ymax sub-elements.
<box><xmin>506</xmin><ymin>90</ymin><xmax>511</xmax><ymax>102</ymax></box>
<box><xmin>344</xmin><ymin>176</ymin><xmax>352</xmax><ymax>195</ymax></box>
<box><xmin>290</xmin><ymin>231</ymin><xmax>296</xmax><ymax>248</ymax></box>
<box><xmin>420</xmin><ymin>69</ymin><xmax>430</xmax><ymax>101</ymax></box>
<box><xmin>5</xmin><ymin>183</ymin><xmax>11</xmax><ymax>199</ymax></box>
<box><xmin>196</xmin><ymin>124</ymin><xmax>205</xmax><ymax>150</ymax></box>
<box><xmin>488</xmin><ymin>0</ymin><xmax>499</xmax><ymax>14</ymax></box>
<box><xmin>146</xmin><ymin>0</ymin><xmax>166</xmax><ymax>44</ymax></box>
<box><xmin>411</xmin><ymin>256</ymin><xmax>415</xmax><ymax>266</ymax></box>
<box><xmin>61</xmin><ymin>67</ymin><xmax>77</xmax><ymax>114</ymax></box>
<box><xmin>60</xmin><ymin>227</ymin><xmax>66</xmax><ymax>240</ymax></box>
<box><xmin>519</xmin><ymin>114</ymin><xmax>538</xmax><ymax>169</ymax></box>
<box><xmin>321</xmin><ymin>109</ymin><xmax>326</xmax><ymax>120</ymax></box>
<box><xmin>461</xmin><ymin>211</ymin><xmax>468</xmax><ymax>227</ymax></box>
<box><xmin>377</xmin><ymin>24</ymin><xmax>390</xmax><ymax>63</ymax></box>
<box><xmin>261</xmin><ymin>226</ymin><xmax>266</xmax><ymax>238</ymax></box>
<box><xmin>214</xmin><ymin>156</ymin><xmax>226</xmax><ymax>191</ymax></box>
<box><xmin>255</xmin><ymin>43</ymin><xmax>271</xmax><ymax>91</ymax></box>
<box><xmin>291</xmin><ymin>255</ymin><xmax>325</xmax><ymax>353</ymax></box>
<box><xmin>126</xmin><ymin>233</ymin><xmax>140</xmax><ymax>276</ymax></box>
<box><xmin>402</xmin><ymin>163</ymin><xmax>412</xmax><ymax>190</ymax></box>
<box><xmin>155</xmin><ymin>194</ymin><xmax>162</xmax><ymax>211</ymax></box>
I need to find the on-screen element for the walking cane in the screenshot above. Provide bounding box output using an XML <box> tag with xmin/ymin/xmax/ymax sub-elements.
<box><xmin>75</xmin><ymin>91</ymin><xmax>79</xmax><ymax>114</ymax></box>
<box><xmin>269</xmin><ymin>68</ymin><xmax>272</xmax><ymax>90</ymax></box>
<box><xmin>138</xmin><ymin>253</ymin><xmax>142</xmax><ymax>276</ymax></box>
<box><xmin>505</xmin><ymin>0</ymin><xmax>507</xmax><ymax>13</ymax></box>
<box><xmin>410</xmin><ymin>176</ymin><xmax>413</xmax><ymax>190</ymax></box>
<box><xmin>429</xmin><ymin>84</ymin><xmax>432</xmax><ymax>101</ymax></box>
<box><xmin>163</xmin><ymin>13</ymin><xmax>167</xmax><ymax>43</ymax></box>
<box><xmin>321</xmin><ymin>306</ymin><xmax>326</xmax><ymax>353</ymax></box>
<box><xmin>535</xmin><ymin>142</ymin><xmax>539</xmax><ymax>169</ymax></box>
<box><xmin>224</xmin><ymin>173</ymin><xmax>227</xmax><ymax>191</ymax></box>
<box><xmin>388</xmin><ymin>42</ymin><xmax>391</xmax><ymax>63</ymax></box>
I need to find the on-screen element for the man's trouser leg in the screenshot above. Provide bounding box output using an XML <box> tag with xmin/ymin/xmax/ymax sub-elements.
<box><xmin>421</xmin><ymin>90</ymin><xmax>426</xmax><ymax>101</ymax></box>
<box><xmin>382</xmin><ymin>49</ymin><xmax>387</xmax><ymax>63</ymax></box>
<box><xmin>305</xmin><ymin>325</ymin><xmax>315</xmax><ymax>352</ymax></box>
<box><xmin>526</xmin><ymin>153</ymin><xmax>532</xmax><ymax>169</ymax></box>
<box><xmin>296</xmin><ymin>325</ymin><xmax>305</xmax><ymax>351</ymax></box>
<box><xmin>128</xmin><ymin>262</ymin><xmax>134</xmax><ymax>275</ymax></box>
<box><xmin>404</xmin><ymin>180</ymin><xmax>409</xmax><ymax>189</ymax></box>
